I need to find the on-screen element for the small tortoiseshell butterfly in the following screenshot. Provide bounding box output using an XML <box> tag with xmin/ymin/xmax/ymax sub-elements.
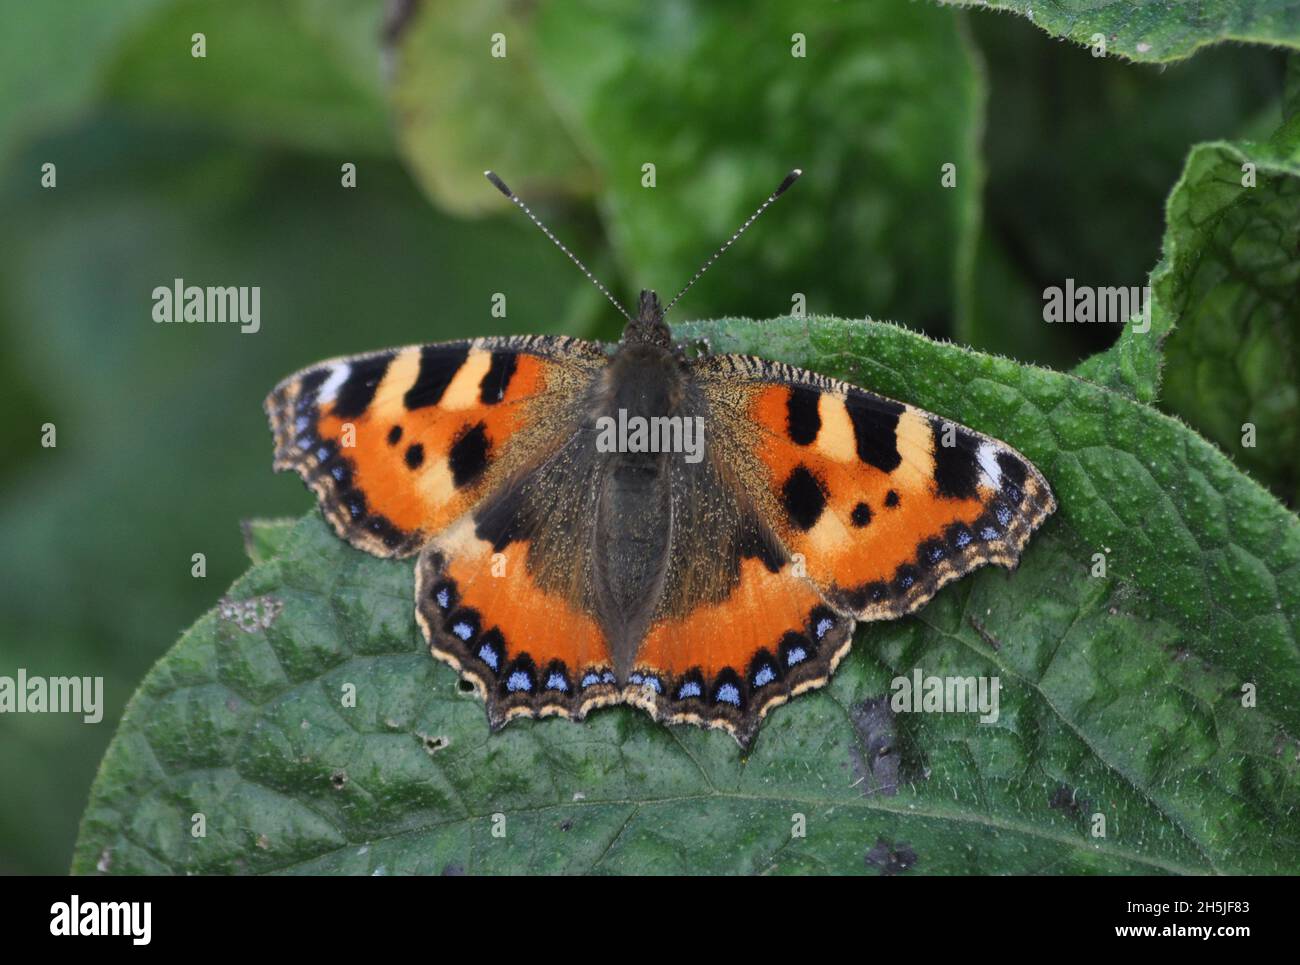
<box><xmin>266</xmin><ymin>170</ymin><xmax>1055</xmax><ymax>748</ymax></box>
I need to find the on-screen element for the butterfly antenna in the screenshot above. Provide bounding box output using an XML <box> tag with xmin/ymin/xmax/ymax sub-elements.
<box><xmin>484</xmin><ymin>171</ymin><xmax>633</xmax><ymax>323</ymax></box>
<box><xmin>663</xmin><ymin>168</ymin><xmax>802</xmax><ymax>316</ymax></box>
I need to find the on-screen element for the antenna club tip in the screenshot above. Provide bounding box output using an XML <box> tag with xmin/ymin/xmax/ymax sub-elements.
<box><xmin>774</xmin><ymin>169</ymin><xmax>803</xmax><ymax>197</ymax></box>
<box><xmin>484</xmin><ymin>170</ymin><xmax>513</xmax><ymax>198</ymax></box>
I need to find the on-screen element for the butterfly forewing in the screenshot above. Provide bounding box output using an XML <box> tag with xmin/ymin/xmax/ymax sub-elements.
<box><xmin>692</xmin><ymin>352</ymin><xmax>1056</xmax><ymax>621</ymax></box>
<box><xmin>264</xmin><ymin>335</ymin><xmax>604</xmax><ymax>557</ymax></box>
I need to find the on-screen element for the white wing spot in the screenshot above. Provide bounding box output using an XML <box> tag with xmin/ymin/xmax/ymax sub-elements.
<box><xmin>317</xmin><ymin>363</ymin><xmax>351</xmax><ymax>405</ymax></box>
<box><xmin>976</xmin><ymin>442</ymin><xmax>1003</xmax><ymax>490</ymax></box>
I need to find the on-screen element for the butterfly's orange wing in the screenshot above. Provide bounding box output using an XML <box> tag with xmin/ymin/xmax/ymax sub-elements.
<box><xmin>412</xmin><ymin>425</ymin><xmax>630</xmax><ymax>726</ymax></box>
<box><xmin>629</xmin><ymin>553</ymin><xmax>855</xmax><ymax>747</ymax></box>
<box><xmin>695</xmin><ymin>353</ymin><xmax>1056</xmax><ymax>620</ymax></box>
<box><xmin>267</xmin><ymin>335</ymin><xmax>623</xmax><ymax>722</ymax></box>
<box><xmin>617</xmin><ymin>352</ymin><xmax>1054</xmax><ymax>747</ymax></box>
<box><xmin>265</xmin><ymin>335</ymin><xmax>604</xmax><ymax>556</ymax></box>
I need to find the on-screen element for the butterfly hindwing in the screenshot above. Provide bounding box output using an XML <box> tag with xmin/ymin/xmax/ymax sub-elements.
<box><xmin>265</xmin><ymin>334</ymin><xmax>605</xmax><ymax>557</ymax></box>
<box><xmin>692</xmin><ymin>353</ymin><xmax>1056</xmax><ymax>621</ymax></box>
<box><xmin>414</xmin><ymin>425</ymin><xmax>623</xmax><ymax>726</ymax></box>
<box><xmin>630</xmin><ymin>555</ymin><xmax>855</xmax><ymax>747</ymax></box>
<box><xmin>601</xmin><ymin>434</ymin><xmax>853</xmax><ymax>746</ymax></box>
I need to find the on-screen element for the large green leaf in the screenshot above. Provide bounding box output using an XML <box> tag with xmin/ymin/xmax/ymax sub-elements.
<box><xmin>1073</xmin><ymin>100</ymin><xmax>1299</xmax><ymax>502</ymax></box>
<box><xmin>1158</xmin><ymin>131</ymin><xmax>1299</xmax><ymax>505</ymax></box>
<box><xmin>1154</xmin><ymin>132</ymin><xmax>1294</xmax><ymax>509</ymax></box>
<box><xmin>964</xmin><ymin>15</ymin><xmax>1287</xmax><ymax>368</ymax></box>
<box><xmin>74</xmin><ymin>317</ymin><xmax>1300</xmax><ymax>875</ymax></box>
<box><xmin>954</xmin><ymin>0</ymin><xmax>1300</xmax><ymax>63</ymax></box>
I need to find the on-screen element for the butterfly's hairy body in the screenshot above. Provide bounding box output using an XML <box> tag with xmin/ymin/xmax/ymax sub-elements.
<box><xmin>590</xmin><ymin>341</ymin><xmax>686</xmax><ymax>679</ymax></box>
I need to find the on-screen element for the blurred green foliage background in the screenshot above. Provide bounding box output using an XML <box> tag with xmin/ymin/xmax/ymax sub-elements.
<box><xmin>0</xmin><ymin>0</ymin><xmax>1292</xmax><ymax>873</ymax></box>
